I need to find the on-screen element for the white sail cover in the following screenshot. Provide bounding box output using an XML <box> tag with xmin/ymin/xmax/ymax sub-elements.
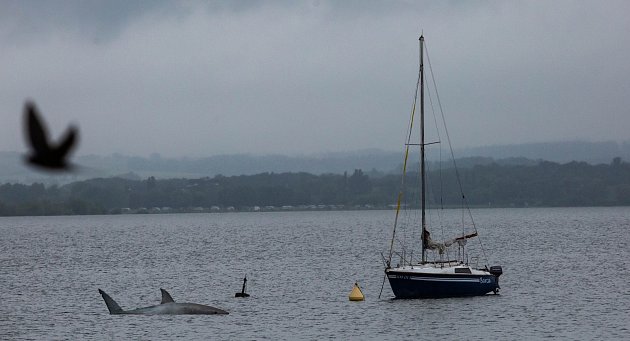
<box><xmin>423</xmin><ymin>230</ymin><xmax>477</xmax><ymax>254</ymax></box>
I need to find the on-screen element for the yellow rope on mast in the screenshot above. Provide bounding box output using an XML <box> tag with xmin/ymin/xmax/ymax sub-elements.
<box><xmin>387</xmin><ymin>150</ymin><xmax>408</xmax><ymax>264</ymax></box>
<box><xmin>387</xmin><ymin>100</ymin><xmax>417</xmax><ymax>265</ymax></box>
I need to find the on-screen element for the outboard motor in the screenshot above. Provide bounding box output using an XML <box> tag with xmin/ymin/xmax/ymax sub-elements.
<box><xmin>489</xmin><ymin>265</ymin><xmax>503</xmax><ymax>278</ymax></box>
<box><xmin>489</xmin><ymin>265</ymin><xmax>503</xmax><ymax>294</ymax></box>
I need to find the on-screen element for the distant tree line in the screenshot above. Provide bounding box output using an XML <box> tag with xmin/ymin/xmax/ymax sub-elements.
<box><xmin>0</xmin><ymin>158</ymin><xmax>629</xmax><ymax>216</ymax></box>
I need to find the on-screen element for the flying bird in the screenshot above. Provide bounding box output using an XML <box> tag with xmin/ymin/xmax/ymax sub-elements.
<box><xmin>23</xmin><ymin>101</ymin><xmax>79</xmax><ymax>170</ymax></box>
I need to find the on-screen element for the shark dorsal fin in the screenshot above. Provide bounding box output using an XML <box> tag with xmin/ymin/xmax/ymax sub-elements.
<box><xmin>160</xmin><ymin>288</ymin><xmax>175</xmax><ymax>304</ymax></box>
<box><xmin>98</xmin><ymin>289</ymin><xmax>124</xmax><ymax>314</ymax></box>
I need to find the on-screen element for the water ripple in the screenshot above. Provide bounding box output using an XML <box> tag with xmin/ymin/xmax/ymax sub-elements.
<box><xmin>1</xmin><ymin>208</ymin><xmax>629</xmax><ymax>340</ymax></box>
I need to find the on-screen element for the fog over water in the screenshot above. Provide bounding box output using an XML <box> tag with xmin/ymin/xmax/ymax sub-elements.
<box><xmin>1</xmin><ymin>1</ymin><xmax>629</xmax><ymax>158</ymax></box>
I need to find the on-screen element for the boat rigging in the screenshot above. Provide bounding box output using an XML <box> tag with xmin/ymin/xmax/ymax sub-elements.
<box><xmin>382</xmin><ymin>35</ymin><xmax>503</xmax><ymax>299</ymax></box>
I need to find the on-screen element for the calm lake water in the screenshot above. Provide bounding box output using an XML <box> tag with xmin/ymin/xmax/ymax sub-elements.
<box><xmin>1</xmin><ymin>207</ymin><xmax>629</xmax><ymax>340</ymax></box>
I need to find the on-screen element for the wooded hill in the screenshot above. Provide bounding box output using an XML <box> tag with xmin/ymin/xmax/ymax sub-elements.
<box><xmin>0</xmin><ymin>158</ymin><xmax>628</xmax><ymax>216</ymax></box>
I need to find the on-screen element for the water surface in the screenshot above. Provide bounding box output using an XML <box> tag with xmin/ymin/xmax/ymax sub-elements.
<box><xmin>1</xmin><ymin>207</ymin><xmax>628</xmax><ymax>340</ymax></box>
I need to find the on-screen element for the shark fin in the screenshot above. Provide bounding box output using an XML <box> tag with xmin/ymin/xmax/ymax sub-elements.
<box><xmin>160</xmin><ymin>288</ymin><xmax>175</xmax><ymax>304</ymax></box>
<box><xmin>98</xmin><ymin>289</ymin><xmax>124</xmax><ymax>314</ymax></box>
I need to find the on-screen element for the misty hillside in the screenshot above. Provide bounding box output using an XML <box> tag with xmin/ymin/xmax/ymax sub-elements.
<box><xmin>1</xmin><ymin>140</ymin><xmax>629</xmax><ymax>185</ymax></box>
<box><xmin>2</xmin><ymin>158</ymin><xmax>629</xmax><ymax>216</ymax></box>
<box><xmin>456</xmin><ymin>141</ymin><xmax>630</xmax><ymax>164</ymax></box>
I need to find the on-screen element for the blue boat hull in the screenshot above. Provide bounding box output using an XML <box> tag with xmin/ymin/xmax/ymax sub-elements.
<box><xmin>386</xmin><ymin>270</ymin><xmax>499</xmax><ymax>298</ymax></box>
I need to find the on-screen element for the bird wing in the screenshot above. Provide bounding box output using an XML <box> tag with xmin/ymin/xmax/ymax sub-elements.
<box><xmin>25</xmin><ymin>101</ymin><xmax>51</xmax><ymax>154</ymax></box>
<box><xmin>54</xmin><ymin>125</ymin><xmax>78</xmax><ymax>158</ymax></box>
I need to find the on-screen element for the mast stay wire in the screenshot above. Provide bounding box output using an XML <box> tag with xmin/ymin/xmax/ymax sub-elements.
<box><xmin>423</xmin><ymin>53</ymin><xmax>448</xmax><ymax>254</ymax></box>
<box><xmin>424</xmin><ymin>42</ymin><xmax>489</xmax><ymax>265</ymax></box>
<box><xmin>381</xmin><ymin>40</ymin><xmax>423</xmax><ymax>299</ymax></box>
<box><xmin>386</xmin><ymin>39</ymin><xmax>423</xmax><ymax>265</ymax></box>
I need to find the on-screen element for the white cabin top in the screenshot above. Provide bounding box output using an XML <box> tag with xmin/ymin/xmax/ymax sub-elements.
<box><xmin>388</xmin><ymin>263</ymin><xmax>490</xmax><ymax>276</ymax></box>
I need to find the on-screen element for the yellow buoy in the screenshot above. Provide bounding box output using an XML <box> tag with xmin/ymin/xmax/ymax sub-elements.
<box><xmin>348</xmin><ymin>282</ymin><xmax>365</xmax><ymax>301</ymax></box>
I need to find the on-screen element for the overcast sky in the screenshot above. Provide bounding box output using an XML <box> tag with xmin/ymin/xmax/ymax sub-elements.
<box><xmin>1</xmin><ymin>1</ymin><xmax>628</xmax><ymax>157</ymax></box>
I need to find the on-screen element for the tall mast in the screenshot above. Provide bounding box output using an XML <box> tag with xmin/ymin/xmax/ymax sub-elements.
<box><xmin>420</xmin><ymin>35</ymin><xmax>426</xmax><ymax>264</ymax></box>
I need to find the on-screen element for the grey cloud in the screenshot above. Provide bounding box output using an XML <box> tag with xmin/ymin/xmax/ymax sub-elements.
<box><xmin>1</xmin><ymin>1</ymin><xmax>629</xmax><ymax>158</ymax></box>
<box><xmin>0</xmin><ymin>0</ymin><xmax>179</xmax><ymax>44</ymax></box>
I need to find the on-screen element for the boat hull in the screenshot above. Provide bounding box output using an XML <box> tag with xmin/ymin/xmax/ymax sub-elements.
<box><xmin>386</xmin><ymin>269</ymin><xmax>499</xmax><ymax>298</ymax></box>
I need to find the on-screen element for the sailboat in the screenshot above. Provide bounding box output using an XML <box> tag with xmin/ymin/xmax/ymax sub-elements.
<box><xmin>384</xmin><ymin>35</ymin><xmax>503</xmax><ymax>299</ymax></box>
